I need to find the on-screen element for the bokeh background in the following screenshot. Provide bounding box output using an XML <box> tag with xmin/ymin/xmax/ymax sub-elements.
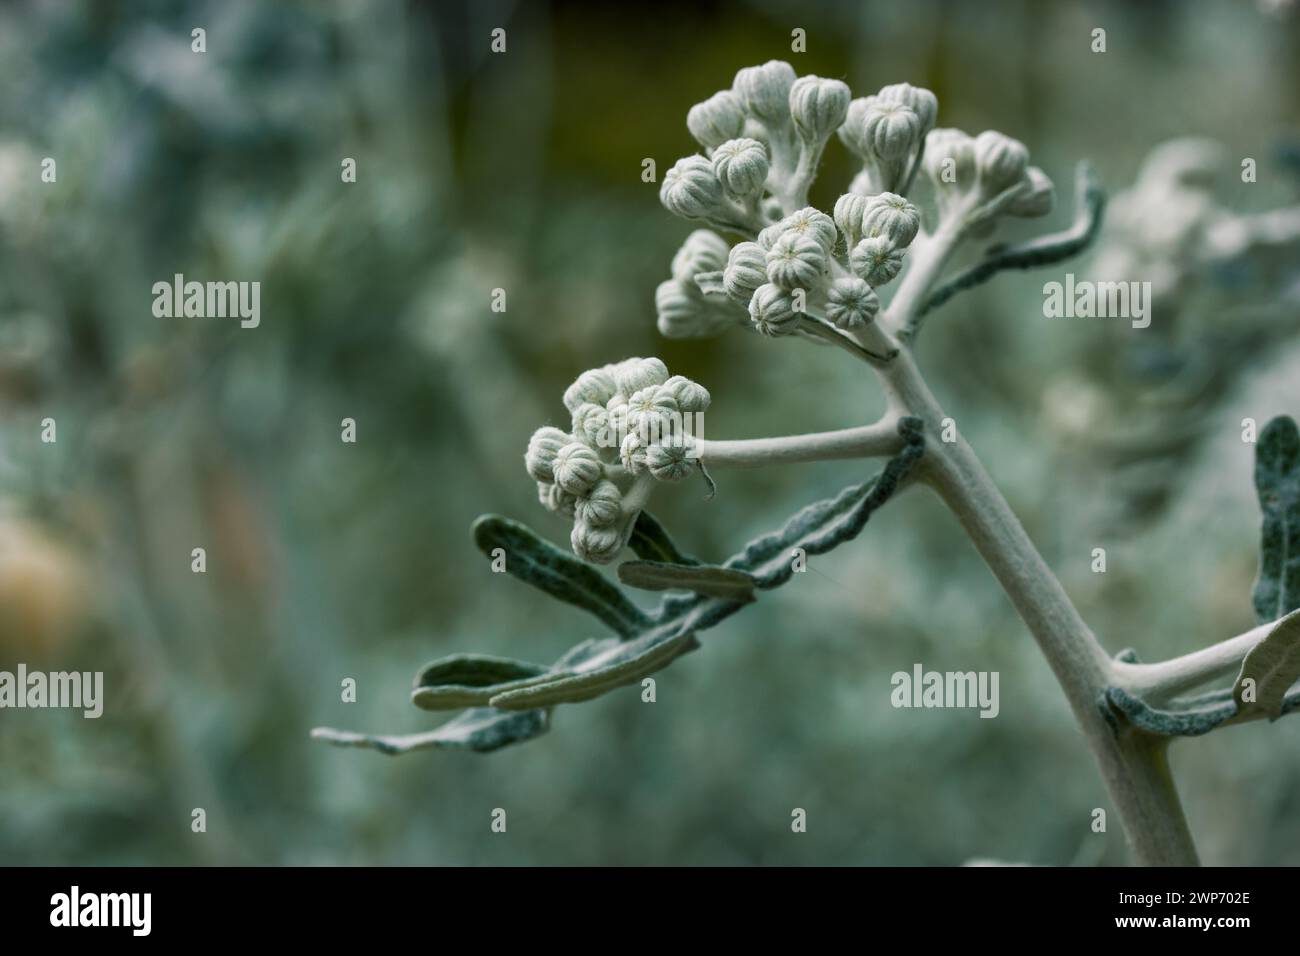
<box><xmin>1</xmin><ymin>0</ymin><xmax>1299</xmax><ymax>865</ymax></box>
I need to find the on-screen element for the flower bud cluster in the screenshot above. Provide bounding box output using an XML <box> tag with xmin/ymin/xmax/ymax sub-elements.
<box><xmin>921</xmin><ymin>128</ymin><xmax>1055</xmax><ymax>225</ymax></box>
<box><xmin>526</xmin><ymin>358</ymin><xmax>711</xmax><ymax>563</ymax></box>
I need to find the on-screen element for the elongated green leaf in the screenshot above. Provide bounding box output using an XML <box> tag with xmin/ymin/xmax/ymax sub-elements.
<box><xmin>729</xmin><ymin>417</ymin><xmax>925</xmax><ymax>587</ymax></box>
<box><xmin>488</xmin><ymin>630</ymin><xmax>699</xmax><ymax>709</ymax></box>
<box><xmin>1103</xmin><ymin>686</ymin><xmax>1236</xmax><ymax>737</ymax></box>
<box><xmin>472</xmin><ymin>515</ymin><xmax>651</xmax><ymax>638</ymax></box>
<box><xmin>1252</xmin><ymin>415</ymin><xmax>1300</xmax><ymax>624</ymax></box>
<box><xmin>628</xmin><ymin>511</ymin><xmax>699</xmax><ymax>565</ymax></box>
<box><xmin>618</xmin><ymin>560</ymin><xmax>757</xmax><ymax>602</ymax></box>
<box><xmin>311</xmin><ymin>707</ymin><xmax>549</xmax><ymax>755</ymax></box>
<box><xmin>1234</xmin><ymin>608</ymin><xmax>1300</xmax><ymax>721</ymax></box>
<box><xmin>411</xmin><ymin>653</ymin><xmax>551</xmax><ymax>710</ymax></box>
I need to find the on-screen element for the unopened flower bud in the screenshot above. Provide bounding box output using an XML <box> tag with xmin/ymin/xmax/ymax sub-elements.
<box><xmin>849</xmin><ymin>236</ymin><xmax>906</xmax><ymax>286</ymax></box>
<box><xmin>571</xmin><ymin>520</ymin><xmax>623</xmax><ymax>564</ymax></box>
<box><xmin>922</xmin><ymin>128</ymin><xmax>977</xmax><ymax>198</ymax></box>
<box><xmin>662</xmin><ymin>375</ymin><xmax>711</xmax><ymax>413</ymax></box>
<box><xmin>789</xmin><ymin>76</ymin><xmax>850</xmax><ymax>143</ymax></box>
<box><xmin>860</xmin><ymin>193</ymin><xmax>920</xmax><ymax>248</ymax></box>
<box><xmin>613</xmin><ymin>357</ymin><xmax>669</xmax><ymax>396</ymax></box>
<box><xmin>574</xmin><ymin>479</ymin><xmax>623</xmax><ymax>528</ymax></box>
<box><xmin>686</xmin><ymin>90</ymin><xmax>746</xmax><ymax>148</ymax></box>
<box><xmin>539</xmin><ymin>481</ymin><xmax>578</xmax><ymax>518</ymax></box>
<box><xmin>671</xmin><ymin>229</ymin><xmax>731</xmax><ymax>285</ymax></box>
<box><xmin>974</xmin><ymin>130</ymin><xmax>1029</xmax><ymax>196</ymax></box>
<box><xmin>525</xmin><ymin>426</ymin><xmax>572</xmax><ymax>482</ymax></box>
<box><xmin>660</xmin><ymin>155</ymin><xmax>726</xmax><ymax>221</ymax></box>
<box><xmin>562</xmin><ymin>368</ymin><xmax>617</xmax><ymax>415</ymax></box>
<box><xmin>825</xmin><ymin>276</ymin><xmax>880</xmax><ymax>330</ymax></box>
<box><xmin>620</xmin><ymin>432</ymin><xmax>647</xmax><ymax>474</ymax></box>
<box><xmin>876</xmin><ymin>83</ymin><xmax>938</xmax><ymax>139</ymax></box>
<box><xmin>723</xmin><ymin>241</ymin><xmax>768</xmax><ymax>304</ymax></box>
<box><xmin>766</xmin><ymin>232</ymin><xmax>827</xmax><ymax>291</ymax></box>
<box><xmin>655</xmin><ymin>280</ymin><xmax>732</xmax><ymax>339</ymax></box>
<box><xmin>732</xmin><ymin>60</ymin><xmax>797</xmax><ymax>126</ymax></box>
<box><xmin>645</xmin><ymin>438</ymin><xmax>697</xmax><ymax>482</ymax></box>
<box><xmin>863</xmin><ymin>102</ymin><xmax>920</xmax><ymax>161</ymax></box>
<box><xmin>572</xmin><ymin>402</ymin><xmax>611</xmax><ymax>449</ymax></box>
<box><xmin>833</xmin><ymin>192</ymin><xmax>870</xmax><ymax>248</ymax></box>
<box><xmin>1006</xmin><ymin>166</ymin><xmax>1055</xmax><ymax>218</ymax></box>
<box><xmin>748</xmin><ymin>283</ymin><xmax>801</xmax><ymax>337</ymax></box>
<box><xmin>778</xmin><ymin>207</ymin><xmax>837</xmax><ymax>253</ymax></box>
<box><xmin>711</xmin><ymin>138</ymin><xmax>770</xmax><ymax>199</ymax></box>
<box><xmin>837</xmin><ymin>97</ymin><xmax>875</xmax><ymax>158</ymax></box>
<box><xmin>553</xmin><ymin>442</ymin><xmax>603</xmax><ymax>496</ymax></box>
<box><xmin>627</xmin><ymin>385</ymin><xmax>680</xmax><ymax>443</ymax></box>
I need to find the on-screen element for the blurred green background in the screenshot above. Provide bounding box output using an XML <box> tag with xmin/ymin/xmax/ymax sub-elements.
<box><xmin>1</xmin><ymin>0</ymin><xmax>1298</xmax><ymax>865</ymax></box>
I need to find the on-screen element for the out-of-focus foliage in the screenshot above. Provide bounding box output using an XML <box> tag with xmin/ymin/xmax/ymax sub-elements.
<box><xmin>1</xmin><ymin>0</ymin><xmax>1298</xmax><ymax>865</ymax></box>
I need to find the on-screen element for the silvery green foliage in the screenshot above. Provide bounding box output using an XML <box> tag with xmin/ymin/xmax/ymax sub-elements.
<box><xmin>1101</xmin><ymin>415</ymin><xmax>1300</xmax><ymax>736</ymax></box>
<box><xmin>526</xmin><ymin>358</ymin><xmax>712</xmax><ymax>564</ymax></box>
<box><xmin>313</xmin><ymin>420</ymin><xmax>924</xmax><ymax>754</ymax></box>
<box><xmin>655</xmin><ymin>61</ymin><xmax>1061</xmax><ymax>342</ymax></box>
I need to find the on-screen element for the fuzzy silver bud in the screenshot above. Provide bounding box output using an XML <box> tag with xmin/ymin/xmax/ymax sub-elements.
<box><xmin>620</xmin><ymin>432</ymin><xmax>648</xmax><ymax>475</ymax></box>
<box><xmin>671</xmin><ymin>229</ymin><xmax>731</xmax><ymax>285</ymax></box>
<box><xmin>766</xmin><ymin>231</ymin><xmax>827</xmax><ymax>291</ymax></box>
<box><xmin>789</xmin><ymin>75</ymin><xmax>850</xmax><ymax>143</ymax></box>
<box><xmin>686</xmin><ymin>90</ymin><xmax>746</xmax><ymax>149</ymax></box>
<box><xmin>922</xmin><ymin>128</ymin><xmax>978</xmax><ymax>200</ymax></box>
<box><xmin>562</xmin><ymin>368</ymin><xmax>617</xmax><ymax>415</ymax></box>
<box><xmin>571</xmin><ymin>520</ymin><xmax>623</xmax><ymax>564</ymax></box>
<box><xmin>833</xmin><ymin>192</ymin><xmax>870</xmax><ymax>248</ymax></box>
<box><xmin>863</xmin><ymin>102</ymin><xmax>921</xmax><ymax>161</ymax></box>
<box><xmin>876</xmin><ymin>83</ymin><xmax>938</xmax><ymax>139</ymax></box>
<box><xmin>574</xmin><ymin>479</ymin><xmax>623</xmax><ymax>529</ymax></box>
<box><xmin>613</xmin><ymin>356</ymin><xmax>670</xmax><ymax>396</ymax></box>
<box><xmin>1006</xmin><ymin>165</ymin><xmax>1055</xmax><ymax>218</ymax></box>
<box><xmin>974</xmin><ymin>130</ymin><xmax>1029</xmax><ymax>196</ymax></box>
<box><xmin>747</xmin><ymin>283</ymin><xmax>801</xmax><ymax>337</ymax></box>
<box><xmin>552</xmin><ymin>442</ymin><xmax>603</xmax><ymax>496</ymax></box>
<box><xmin>525</xmin><ymin>426</ymin><xmax>574</xmax><ymax>482</ymax></box>
<box><xmin>849</xmin><ymin>236</ymin><xmax>906</xmax><ymax>286</ymax></box>
<box><xmin>710</xmin><ymin>138</ymin><xmax>770</xmax><ymax>199</ymax></box>
<box><xmin>732</xmin><ymin>60</ymin><xmax>797</xmax><ymax>126</ymax></box>
<box><xmin>627</xmin><ymin>385</ymin><xmax>680</xmax><ymax>443</ymax></box>
<box><xmin>645</xmin><ymin>438</ymin><xmax>696</xmax><ymax>483</ymax></box>
<box><xmin>660</xmin><ymin>155</ymin><xmax>726</xmax><ymax>221</ymax></box>
<box><xmin>860</xmin><ymin>192</ymin><xmax>920</xmax><ymax>248</ymax></box>
<box><xmin>662</xmin><ymin>375</ymin><xmax>711</xmax><ymax>413</ymax></box>
<box><xmin>723</xmin><ymin>241</ymin><xmax>769</xmax><ymax>304</ymax></box>
<box><xmin>539</xmin><ymin>480</ymin><xmax>578</xmax><ymax>518</ymax></box>
<box><xmin>571</xmin><ymin>402</ymin><xmax>611</xmax><ymax>449</ymax></box>
<box><xmin>837</xmin><ymin>97</ymin><xmax>875</xmax><ymax>158</ymax></box>
<box><xmin>824</xmin><ymin>276</ymin><xmax>880</xmax><ymax>330</ymax></box>
<box><xmin>777</xmin><ymin>206</ymin><xmax>837</xmax><ymax>253</ymax></box>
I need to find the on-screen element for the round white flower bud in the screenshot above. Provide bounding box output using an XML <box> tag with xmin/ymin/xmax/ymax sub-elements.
<box><xmin>789</xmin><ymin>76</ymin><xmax>850</xmax><ymax>143</ymax></box>
<box><xmin>613</xmin><ymin>357</ymin><xmax>670</xmax><ymax>396</ymax></box>
<box><xmin>538</xmin><ymin>481</ymin><xmax>578</xmax><ymax>518</ymax></box>
<box><xmin>572</xmin><ymin>402</ymin><xmax>612</xmax><ymax>449</ymax></box>
<box><xmin>765</xmin><ymin>232</ymin><xmax>827</xmax><ymax>291</ymax></box>
<box><xmin>710</xmin><ymin>138</ymin><xmax>769</xmax><ymax>199</ymax></box>
<box><xmin>571</xmin><ymin>520</ymin><xmax>623</xmax><ymax>564</ymax></box>
<box><xmin>655</xmin><ymin>280</ymin><xmax>732</xmax><ymax>339</ymax></box>
<box><xmin>863</xmin><ymin>102</ymin><xmax>920</xmax><ymax>161</ymax></box>
<box><xmin>627</xmin><ymin>385</ymin><xmax>679</xmax><ymax>444</ymax></box>
<box><xmin>660</xmin><ymin>155</ymin><xmax>726</xmax><ymax>221</ymax></box>
<box><xmin>671</xmin><ymin>229</ymin><xmax>731</xmax><ymax>285</ymax></box>
<box><xmin>552</xmin><ymin>442</ymin><xmax>603</xmax><ymax>496</ymax></box>
<box><xmin>620</xmin><ymin>432</ymin><xmax>647</xmax><ymax>475</ymax></box>
<box><xmin>837</xmin><ymin>97</ymin><xmax>875</xmax><ymax>158</ymax></box>
<box><xmin>732</xmin><ymin>60</ymin><xmax>797</xmax><ymax>126</ymax></box>
<box><xmin>686</xmin><ymin>90</ymin><xmax>746</xmax><ymax>148</ymax></box>
<box><xmin>525</xmin><ymin>426</ymin><xmax>572</xmax><ymax>482</ymax></box>
<box><xmin>778</xmin><ymin>207</ymin><xmax>837</xmax><ymax>253</ymax></box>
<box><xmin>860</xmin><ymin>193</ymin><xmax>920</xmax><ymax>247</ymax></box>
<box><xmin>747</xmin><ymin>283</ymin><xmax>801</xmax><ymax>337</ymax></box>
<box><xmin>645</xmin><ymin>438</ymin><xmax>696</xmax><ymax>483</ymax></box>
<box><xmin>833</xmin><ymin>192</ymin><xmax>870</xmax><ymax>248</ymax></box>
<box><xmin>662</xmin><ymin>375</ymin><xmax>711</xmax><ymax>413</ymax></box>
<box><xmin>922</xmin><ymin>128</ymin><xmax>977</xmax><ymax>198</ymax></box>
<box><xmin>562</xmin><ymin>368</ymin><xmax>617</xmax><ymax>415</ymax></box>
<box><xmin>722</xmin><ymin>241</ymin><xmax>768</xmax><ymax>305</ymax></box>
<box><xmin>574</xmin><ymin>479</ymin><xmax>623</xmax><ymax>529</ymax></box>
<box><xmin>824</xmin><ymin>276</ymin><xmax>880</xmax><ymax>330</ymax></box>
<box><xmin>974</xmin><ymin>130</ymin><xmax>1029</xmax><ymax>196</ymax></box>
<box><xmin>849</xmin><ymin>237</ymin><xmax>906</xmax><ymax>286</ymax></box>
<box><xmin>1006</xmin><ymin>166</ymin><xmax>1055</xmax><ymax>218</ymax></box>
<box><xmin>876</xmin><ymin>83</ymin><xmax>938</xmax><ymax>138</ymax></box>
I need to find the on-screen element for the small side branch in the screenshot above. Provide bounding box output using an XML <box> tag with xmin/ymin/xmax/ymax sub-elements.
<box><xmin>910</xmin><ymin>161</ymin><xmax>1106</xmax><ymax>331</ymax></box>
<box><xmin>697</xmin><ymin>417</ymin><xmax>904</xmax><ymax>469</ymax></box>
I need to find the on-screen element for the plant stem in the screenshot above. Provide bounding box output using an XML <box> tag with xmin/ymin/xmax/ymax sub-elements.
<box><xmin>876</xmin><ymin>346</ymin><xmax>1200</xmax><ymax>865</ymax></box>
<box><xmin>698</xmin><ymin>417</ymin><xmax>903</xmax><ymax>468</ymax></box>
<box><xmin>1114</xmin><ymin>621</ymin><xmax>1274</xmax><ymax>701</ymax></box>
